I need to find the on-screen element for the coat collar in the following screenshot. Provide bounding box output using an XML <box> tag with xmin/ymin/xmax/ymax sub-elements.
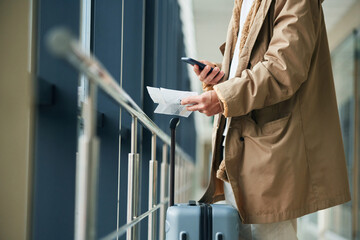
<box><xmin>221</xmin><ymin>0</ymin><xmax>273</xmax><ymax>79</ymax></box>
<box><xmin>235</xmin><ymin>0</ymin><xmax>273</xmax><ymax>76</ymax></box>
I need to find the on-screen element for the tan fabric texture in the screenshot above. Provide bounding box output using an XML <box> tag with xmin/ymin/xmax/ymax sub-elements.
<box><xmin>199</xmin><ymin>0</ymin><xmax>351</xmax><ymax>224</ymax></box>
<box><xmin>216</xmin><ymin>158</ymin><xmax>229</xmax><ymax>182</ymax></box>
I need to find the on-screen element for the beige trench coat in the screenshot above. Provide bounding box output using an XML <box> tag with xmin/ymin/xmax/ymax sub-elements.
<box><xmin>199</xmin><ymin>0</ymin><xmax>351</xmax><ymax>224</ymax></box>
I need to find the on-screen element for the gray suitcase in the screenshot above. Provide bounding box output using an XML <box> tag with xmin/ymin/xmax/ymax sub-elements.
<box><xmin>165</xmin><ymin>118</ymin><xmax>241</xmax><ymax>240</ymax></box>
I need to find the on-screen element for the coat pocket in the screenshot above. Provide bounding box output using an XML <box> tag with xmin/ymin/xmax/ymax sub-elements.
<box><xmin>261</xmin><ymin>113</ymin><xmax>292</xmax><ymax>135</ymax></box>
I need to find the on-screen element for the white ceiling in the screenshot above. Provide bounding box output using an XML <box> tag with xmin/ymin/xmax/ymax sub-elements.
<box><xmin>192</xmin><ymin>0</ymin><xmax>358</xmax><ymax>63</ymax></box>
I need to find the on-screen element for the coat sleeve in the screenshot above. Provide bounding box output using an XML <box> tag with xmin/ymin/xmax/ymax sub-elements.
<box><xmin>213</xmin><ymin>0</ymin><xmax>320</xmax><ymax>117</ymax></box>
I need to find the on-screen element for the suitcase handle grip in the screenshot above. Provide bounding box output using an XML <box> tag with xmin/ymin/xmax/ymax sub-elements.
<box><xmin>169</xmin><ymin>118</ymin><xmax>180</xmax><ymax>207</ymax></box>
<box><xmin>170</xmin><ymin>117</ymin><xmax>180</xmax><ymax>130</ymax></box>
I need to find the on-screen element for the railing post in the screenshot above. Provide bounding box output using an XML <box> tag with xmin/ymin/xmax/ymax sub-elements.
<box><xmin>183</xmin><ymin>161</ymin><xmax>187</xmax><ymax>201</ymax></box>
<box><xmin>159</xmin><ymin>144</ymin><xmax>168</xmax><ymax>240</ymax></box>
<box><xmin>179</xmin><ymin>156</ymin><xmax>186</xmax><ymax>202</ymax></box>
<box><xmin>177</xmin><ymin>157</ymin><xmax>181</xmax><ymax>203</ymax></box>
<box><xmin>186</xmin><ymin>162</ymin><xmax>192</xmax><ymax>200</ymax></box>
<box><xmin>127</xmin><ymin>116</ymin><xmax>140</xmax><ymax>240</ymax></box>
<box><xmin>148</xmin><ymin>133</ymin><xmax>158</xmax><ymax>240</ymax></box>
<box><xmin>175</xmin><ymin>156</ymin><xmax>180</xmax><ymax>203</ymax></box>
<box><xmin>183</xmin><ymin>159</ymin><xmax>187</xmax><ymax>202</ymax></box>
<box><xmin>75</xmin><ymin>83</ymin><xmax>100</xmax><ymax>240</ymax></box>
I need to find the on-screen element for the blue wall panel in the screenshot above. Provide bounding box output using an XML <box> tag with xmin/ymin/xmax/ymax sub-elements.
<box><xmin>91</xmin><ymin>0</ymin><xmax>122</xmax><ymax>237</ymax></box>
<box><xmin>33</xmin><ymin>0</ymin><xmax>80</xmax><ymax>239</ymax></box>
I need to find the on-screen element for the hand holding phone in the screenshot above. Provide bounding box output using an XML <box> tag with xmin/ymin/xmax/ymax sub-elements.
<box><xmin>181</xmin><ymin>57</ymin><xmax>224</xmax><ymax>86</ymax></box>
<box><xmin>181</xmin><ymin>57</ymin><xmax>213</xmax><ymax>74</ymax></box>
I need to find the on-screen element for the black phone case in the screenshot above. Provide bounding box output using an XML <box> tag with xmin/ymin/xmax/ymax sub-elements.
<box><xmin>181</xmin><ymin>57</ymin><xmax>213</xmax><ymax>74</ymax></box>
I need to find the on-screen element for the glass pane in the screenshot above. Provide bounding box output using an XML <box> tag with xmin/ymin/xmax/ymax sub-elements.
<box><xmin>298</xmin><ymin>213</ymin><xmax>319</xmax><ymax>240</ymax></box>
<box><xmin>328</xmin><ymin>30</ymin><xmax>356</xmax><ymax>239</ymax></box>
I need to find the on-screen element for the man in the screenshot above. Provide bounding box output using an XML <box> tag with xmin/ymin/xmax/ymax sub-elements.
<box><xmin>181</xmin><ymin>0</ymin><xmax>351</xmax><ymax>239</ymax></box>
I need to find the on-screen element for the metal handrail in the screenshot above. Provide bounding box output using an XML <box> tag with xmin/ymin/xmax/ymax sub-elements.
<box><xmin>46</xmin><ymin>28</ymin><xmax>193</xmax><ymax>163</ymax></box>
<box><xmin>46</xmin><ymin>28</ymin><xmax>195</xmax><ymax>240</ymax></box>
<box><xmin>101</xmin><ymin>199</ymin><xmax>168</xmax><ymax>240</ymax></box>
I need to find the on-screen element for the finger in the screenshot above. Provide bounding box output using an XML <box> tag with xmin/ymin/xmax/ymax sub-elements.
<box><xmin>203</xmin><ymin>67</ymin><xmax>220</xmax><ymax>84</ymax></box>
<box><xmin>186</xmin><ymin>105</ymin><xmax>196</xmax><ymax>111</ymax></box>
<box><xmin>193</xmin><ymin>65</ymin><xmax>201</xmax><ymax>76</ymax></box>
<box><xmin>181</xmin><ymin>95</ymin><xmax>202</xmax><ymax>105</ymax></box>
<box><xmin>199</xmin><ymin>66</ymin><xmax>211</xmax><ymax>82</ymax></box>
<box><xmin>208</xmin><ymin>71</ymin><xmax>225</xmax><ymax>85</ymax></box>
<box><xmin>199</xmin><ymin>60</ymin><xmax>213</xmax><ymax>67</ymax></box>
<box><xmin>186</xmin><ymin>103</ymin><xmax>203</xmax><ymax>112</ymax></box>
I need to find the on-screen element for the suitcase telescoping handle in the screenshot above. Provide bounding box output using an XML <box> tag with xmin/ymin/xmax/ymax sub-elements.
<box><xmin>169</xmin><ymin>117</ymin><xmax>180</xmax><ymax>207</ymax></box>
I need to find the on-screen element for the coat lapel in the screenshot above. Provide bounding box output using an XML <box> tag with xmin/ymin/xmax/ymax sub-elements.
<box><xmin>220</xmin><ymin>0</ymin><xmax>273</xmax><ymax>79</ymax></box>
<box><xmin>216</xmin><ymin>0</ymin><xmax>273</xmax><ymax>141</ymax></box>
<box><xmin>235</xmin><ymin>0</ymin><xmax>273</xmax><ymax>76</ymax></box>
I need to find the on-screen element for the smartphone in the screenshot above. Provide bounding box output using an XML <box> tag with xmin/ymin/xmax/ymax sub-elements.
<box><xmin>181</xmin><ymin>57</ymin><xmax>213</xmax><ymax>74</ymax></box>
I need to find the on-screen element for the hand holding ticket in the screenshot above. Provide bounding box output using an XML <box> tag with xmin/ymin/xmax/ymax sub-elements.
<box><xmin>146</xmin><ymin>86</ymin><xmax>198</xmax><ymax>117</ymax></box>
